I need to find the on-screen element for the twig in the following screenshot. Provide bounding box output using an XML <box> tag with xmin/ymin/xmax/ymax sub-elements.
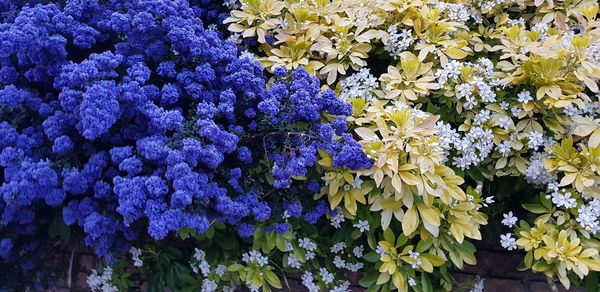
<box><xmin>546</xmin><ymin>276</ymin><xmax>559</xmax><ymax>292</ymax></box>
<box><xmin>67</xmin><ymin>247</ymin><xmax>76</xmax><ymax>290</ymax></box>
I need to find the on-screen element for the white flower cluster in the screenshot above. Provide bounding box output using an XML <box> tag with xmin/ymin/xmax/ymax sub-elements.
<box><xmin>531</xmin><ymin>23</ymin><xmax>549</xmax><ymax>41</ymax></box>
<box><xmin>468</xmin><ymin>276</ymin><xmax>485</xmax><ymax>292</ymax></box>
<box><xmin>506</xmin><ymin>17</ymin><xmax>526</xmax><ymax>26</ymax></box>
<box><xmin>129</xmin><ymin>247</ymin><xmax>143</xmax><ymax>267</ymax></box>
<box><xmin>330</xmin><ymin>281</ymin><xmax>352</xmax><ymax>292</ymax></box>
<box><xmin>302</xmin><ymin>271</ymin><xmax>350</xmax><ymax>292</ymax></box>
<box><xmin>407</xmin><ymin>250</ymin><xmax>421</xmax><ymax>269</ymax></box>
<box><xmin>435</xmin><ymin>2</ymin><xmax>471</xmax><ymax>22</ymax></box>
<box><xmin>319</xmin><ymin>268</ymin><xmax>335</xmax><ymax>284</ymax></box>
<box><xmin>222</xmin><ymin>0</ymin><xmax>240</xmax><ymax>9</ymax></box>
<box><xmin>383</xmin><ymin>25</ymin><xmax>414</xmax><ymax>59</ymax></box>
<box><xmin>330</xmin><ymin>207</ymin><xmax>346</xmax><ymax>228</ymax></box>
<box><xmin>353</xmin><ymin>220</ymin><xmax>370</xmax><ymax>232</ymax></box>
<box><xmin>549</xmin><ymin>190</ymin><xmax>577</xmax><ymax>209</ymax></box>
<box><xmin>191</xmin><ymin>248</ymin><xmax>211</xmax><ymax>276</ymax></box>
<box><xmin>475</xmin><ymin>0</ymin><xmax>515</xmax><ymax>12</ymax></box>
<box><xmin>242</xmin><ymin>250</ymin><xmax>269</xmax><ymax>267</ymax></box>
<box><xmin>525</xmin><ymin>152</ymin><xmax>557</xmax><ymax>188</ymax></box>
<box><xmin>87</xmin><ymin>266</ymin><xmax>118</xmax><ymax>292</ymax></box>
<box><xmin>587</xmin><ymin>41</ymin><xmax>600</xmax><ymax>63</ymax></box>
<box><xmin>299</xmin><ymin>237</ymin><xmax>317</xmax><ymax>260</ymax></box>
<box><xmin>287</xmin><ymin>253</ymin><xmax>302</xmax><ymax>268</ymax></box>
<box><xmin>436</xmin><ymin>59</ymin><xmax>499</xmax><ymax>109</ymax></box>
<box><xmin>450</xmin><ymin>126</ymin><xmax>495</xmax><ymax>169</ymax></box>
<box><xmin>576</xmin><ymin>198</ymin><xmax>600</xmax><ymax>234</ymax></box>
<box><xmin>201</xmin><ymin>279</ymin><xmax>218</xmax><ymax>292</ymax></box>
<box><xmin>339</xmin><ymin>68</ymin><xmax>379</xmax><ymax>102</ymax></box>
<box><xmin>330</xmin><ymin>242</ymin><xmax>346</xmax><ymax>253</ymax></box>
<box><xmin>301</xmin><ymin>272</ymin><xmax>320</xmax><ymax>292</ymax></box>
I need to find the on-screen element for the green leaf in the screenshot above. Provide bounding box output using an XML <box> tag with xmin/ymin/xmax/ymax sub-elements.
<box><xmin>265</xmin><ymin>271</ymin><xmax>282</xmax><ymax>289</ymax></box>
<box><xmin>416</xmin><ymin>236</ymin><xmax>433</xmax><ymax>253</ymax></box>
<box><xmin>359</xmin><ymin>273</ymin><xmax>379</xmax><ymax>288</ymax></box>
<box><xmin>383</xmin><ymin>228</ymin><xmax>395</xmax><ymax>245</ymax></box>
<box><xmin>522</xmin><ymin>204</ymin><xmax>547</xmax><ymax>214</ymax></box>
<box><xmin>364</xmin><ymin>251</ymin><xmax>381</xmax><ymax>263</ymax></box>
<box><xmin>466</xmin><ymin>167</ymin><xmax>484</xmax><ymax>182</ymax></box>
<box><xmin>367</xmin><ymin>232</ymin><xmax>376</xmax><ymax>250</ymax></box>
<box><xmin>421</xmin><ymin>273</ymin><xmax>433</xmax><ymax>292</ymax></box>
<box><xmin>228</xmin><ymin>264</ymin><xmax>245</xmax><ymax>272</ymax></box>
<box><xmin>585</xmin><ymin>272</ymin><xmax>599</xmax><ymax>292</ymax></box>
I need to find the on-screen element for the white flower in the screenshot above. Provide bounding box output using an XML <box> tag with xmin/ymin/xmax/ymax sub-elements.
<box><xmin>497</xmin><ymin>116</ymin><xmax>512</xmax><ymax>130</ymax></box>
<box><xmin>353</xmin><ymin>220</ymin><xmax>370</xmax><ymax>232</ymax></box>
<box><xmin>483</xmin><ymin>196</ymin><xmax>495</xmax><ymax>207</ymax></box>
<box><xmin>469</xmin><ymin>276</ymin><xmax>485</xmax><ymax>292</ymax></box>
<box><xmin>474</xmin><ymin>110</ymin><xmax>491</xmax><ymax>124</ymax></box>
<box><xmin>408</xmin><ymin>278</ymin><xmax>417</xmax><ymax>287</ymax></box>
<box><xmin>243</xmin><ymin>250</ymin><xmax>269</xmax><ymax>267</ymax></box>
<box><xmin>331</xmin><ymin>242</ymin><xmax>347</xmax><ymax>253</ymax></box>
<box><xmin>306</xmin><ymin>251</ymin><xmax>316</xmax><ymax>260</ymax></box>
<box><xmin>87</xmin><ymin>267</ymin><xmax>118</xmax><ymax>292</ymax></box>
<box><xmin>299</xmin><ymin>238</ymin><xmax>317</xmax><ymax>251</ymax></box>
<box><xmin>576</xmin><ymin>199</ymin><xmax>600</xmax><ymax>234</ymax></box>
<box><xmin>319</xmin><ymin>268</ymin><xmax>335</xmax><ymax>284</ymax></box>
<box><xmin>201</xmin><ymin>279</ymin><xmax>218</xmax><ymax>292</ymax></box>
<box><xmin>499</xmin><ymin>101</ymin><xmax>510</xmax><ymax>110</ymax></box>
<box><xmin>347</xmin><ymin>262</ymin><xmax>364</xmax><ymax>272</ymax></box>
<box><xmin>351</xmin><ymin>176</ymin><xmax>363</xmax><ymax>189</ymax></box>
<box><xmin>501</xmin><ymin>211</ymin><xmax>518</xmax><ymax>227</ymax></box>
<box><xmin>301</xmin><ymin>272</ymin><xmax>320</xmax><ymax>292</ymax></box>
<box><xmin>330</xmin><ymin>281</ymin><xmax>351</xmax><ymax>292</ymax></box>
<box><xmin>333</xmin><ymin>256</ymin><xmax>347</xmax><ymax>269</ymax></box>
<box><xmin>517</xmin><ymin>91</ymin><xmax>533</xmax><ymax>104</ymax></box>
<box><xmin>216</xmin><ymin>265</ymin><xmax>228</xmax><ymax>277</ymax></box>
<box><xmin>551</xmin><ymin>191</ymin><xmax>577</xmax><ymax>209</ymax></box>
<box><xmin>527</xmin><ymin>131</ymin><xmax>545</xmax><ymax>150</ymax></box>
<box><xmin>129</xmin><ymin>247</ymin><xmax>143</xmax><ymax>267</ymax></box>
<box><xmin>510</xmin><ymin>106</ymin><xmax>522</xmax><ymax>116</ymax></box>
<box><xmin>384</xmin><ymin>25</ymin><xmax>414</xmax><ymax>58</ymax></box>
<box><xmin>194</xmin><ymin>248</ymin><xmax>206</xmax><ymax>262</ymax></box>
<box><xmin>353</xmin><ymin>245</ymin><xmax>364</xmax><ymax>258</ymax></box>
<box><xmin>330</xmin><ymin>207</ymin><xmax>345</xmax><ymax>229</ymax></box>
<box><xmin>339</xmin><ymin>68</ymin><xmax>379</xmax><ymax>102</ymax></box>
<box><xmin>407</xmin><ymin>251</ymin><xmax>421</xmax><ymax>268</ymax></box>
<box><xmin>287</xmin><ymin>253</ymin><xmax>302</xmax><ymax>269</ymax></box>
<box><xmin>500</xmin><ymin>233</ymin><xmax>517</xmax><ymax>250</ymax></box>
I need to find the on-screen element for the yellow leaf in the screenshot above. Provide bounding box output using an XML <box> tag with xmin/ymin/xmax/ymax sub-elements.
<box><xmin>402</xmin><ymin>207</ymin><xmax>419</xmax><ymax>236</ymax></box>
<box><xmin>392</xmin><ymin>271</ymin><xmax>406</xmax><ymax>292</ymax></box>
<box><xmin>417</xmin><ymin>203</ymin><xmax>441</xmax><ymax>226</ymax></box>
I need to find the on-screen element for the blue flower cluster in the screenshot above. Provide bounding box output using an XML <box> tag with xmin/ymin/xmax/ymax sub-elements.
<box><xmin>0</xmin><ymin>0</ymin><xmax>371</xmax><ymax>273</ymax></box>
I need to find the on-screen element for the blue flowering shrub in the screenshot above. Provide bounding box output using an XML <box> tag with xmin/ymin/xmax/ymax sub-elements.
<box><xmin>0</xmin><ymin>0</ymin><xmax>377</xmax><ymax>290</ymax></box>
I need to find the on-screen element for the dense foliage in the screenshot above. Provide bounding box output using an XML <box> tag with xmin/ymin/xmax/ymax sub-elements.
<box><xmin>0</xmin><ymin>0</ymin><xmax>599</xmax><ymax>291</ymax></box>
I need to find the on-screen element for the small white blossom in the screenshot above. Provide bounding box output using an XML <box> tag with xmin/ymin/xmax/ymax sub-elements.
<box><xmin>353</xmin><ymin>245</ymin><xmax>364</xmax><ymax>258</ymax></box>
<box><xmin>319</xmin><ymin>268</ymin><xmax>335</xmax><ymax>284</ymax></box>
<box><xmin>331</xmin><ymin>242</ymin><xmax>347</xmax><ymax>253</ymax></box>
<box><xmin>408</xmin><ymin>278</ymin><xmax>417</xmax><ymax>287</ymax></box>
<box><xmin>500</xmin><ymin>233</ymin><xmax>517</xmax><ymax>250</ymax></box>
<box><xmin>501</xmin><ymin>211</ymin><xmax>518</xmax><ymax>227</ymax></box>
<box><xmin>353</xmin><ymin>220</ymin><xmax>370</xmax><ymax>232</ymax></box>
<box><xmin>517</xmin><ymin>91</ymin><xmax>533</xmax><ymax>104</ymax></box>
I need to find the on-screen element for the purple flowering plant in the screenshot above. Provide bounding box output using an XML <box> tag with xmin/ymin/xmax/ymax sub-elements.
<box><xmin>0</xmin><ymin>0</ymin><xmax>373</xmax><ymax>289</ymax></box>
